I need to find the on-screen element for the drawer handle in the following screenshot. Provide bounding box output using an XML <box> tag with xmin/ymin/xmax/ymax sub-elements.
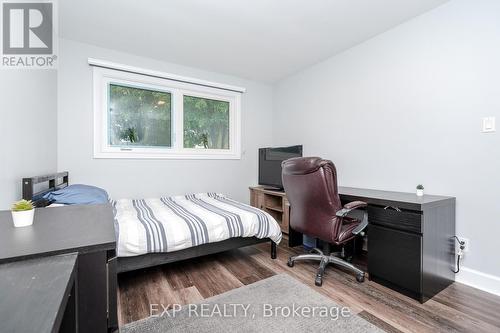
<box><xmin>384</xmin><ymin>206</ymin><xmax>402</xmax><ymax>212</ymax></box>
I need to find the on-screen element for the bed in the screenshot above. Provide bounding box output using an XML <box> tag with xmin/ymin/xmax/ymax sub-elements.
<box><xmin>22</xmin><ymin>172</ymin><xmax>280</xmax><ymax>273</ymax></box>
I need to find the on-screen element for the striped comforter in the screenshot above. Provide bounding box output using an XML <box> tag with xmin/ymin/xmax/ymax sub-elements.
<box><xmin>113</xmin><ymin>193</ymin><xmax>282</xmax><ymax>257</ymax></box>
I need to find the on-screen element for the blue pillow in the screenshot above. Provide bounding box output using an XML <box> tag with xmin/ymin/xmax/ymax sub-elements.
<box><xmin>44</xmin><ymin>184</ymin><xmax>109</xmax><ymax>205</ymax></box>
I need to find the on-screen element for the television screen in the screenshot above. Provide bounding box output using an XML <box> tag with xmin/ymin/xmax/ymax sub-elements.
<box><xmin>258</xmin><ymin>145</ymin><xmax>303</xmax><ymax>189</ymax></box>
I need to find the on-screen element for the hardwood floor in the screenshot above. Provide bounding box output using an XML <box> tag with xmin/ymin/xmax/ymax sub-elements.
<box><xmin>118</xmin><ymin>242</ymin><xmax>500</xmax><ymax>332</ymax></box>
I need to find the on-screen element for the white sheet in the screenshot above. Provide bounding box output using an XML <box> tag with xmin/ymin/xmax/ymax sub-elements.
<box><xmin>113</xmin><ymin>193</ymin><xmax>282</xmax><ymax>257</ymax></box>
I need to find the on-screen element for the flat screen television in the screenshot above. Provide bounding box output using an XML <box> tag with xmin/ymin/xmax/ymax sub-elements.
<box><xmin>258</xmin><ymin>145</ymin><xmax>303</xmax><ymax>190</ymax></box>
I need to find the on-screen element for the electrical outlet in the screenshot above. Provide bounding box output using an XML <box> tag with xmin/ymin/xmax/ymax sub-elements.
<box><xmin>457</xmin><ymin>237</ymin><xmax>469</xmax><ymax>253</ymax></box>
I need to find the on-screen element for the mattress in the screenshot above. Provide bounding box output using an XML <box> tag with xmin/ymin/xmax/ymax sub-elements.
<box><xmin>112</xmin><ymin>193</ymin><xmax>282</xmax><ymax>257</ymax></box>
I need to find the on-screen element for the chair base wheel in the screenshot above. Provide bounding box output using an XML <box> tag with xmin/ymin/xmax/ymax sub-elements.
<box><xmin>287</xmin><ymin>259</ymin><xmax>294</xmax><ymax>267</ymax></box>
<box><xmin>315</xmin><ymin>276</ymin><xmax>323</xmax><ymax>286</ymax></box>
<box><xmin>356</xmin><ymin>274</ymin><xmax>365</xmax><ymax>283</ymax></box>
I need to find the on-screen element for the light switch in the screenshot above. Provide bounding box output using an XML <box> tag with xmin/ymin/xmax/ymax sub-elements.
<box><xmin>482</xmin><ymin>117</ymin><xmax>496</xmax><ymax>133</ymax></box>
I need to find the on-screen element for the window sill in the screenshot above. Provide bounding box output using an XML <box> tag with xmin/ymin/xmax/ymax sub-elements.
<box><xmin>93</xmin><ymin>150</ymin><xmax>241</xmax><ymax>160</ymax></box>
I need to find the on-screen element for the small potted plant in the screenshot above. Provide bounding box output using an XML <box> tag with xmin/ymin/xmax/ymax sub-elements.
<box><xmin>416</xmin><ymin>184</ymin><xmax>424</xmax><ymax>197</ymax></box>
<box><xmin>11</xmin><ymin>199</ymin><xmax>35</xmax><ymax>227</ymax></box>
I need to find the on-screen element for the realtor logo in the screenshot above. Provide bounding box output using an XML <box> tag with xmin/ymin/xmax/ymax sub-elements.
<box><xmin>1</xmin><ymin>1</ymin><xmax>57</xmax><ymax>68</ymax></box>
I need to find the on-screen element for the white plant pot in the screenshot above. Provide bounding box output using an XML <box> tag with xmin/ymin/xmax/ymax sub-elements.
<box><xmin>416</xmin><ymin>189</ymin><xmax>424</xmax><ymax>197</ymax></box>
<box><xmin>11</xmin><ymin>209</ymin><xmax>35</xmax><ymax>227</ymax></box>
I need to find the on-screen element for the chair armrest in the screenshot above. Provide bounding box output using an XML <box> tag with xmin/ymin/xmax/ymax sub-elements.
<box><xmin>335</xmin><ymin>201</ymin><xmax>367</xmax><ymax>217</ymax></box>
<box><xmin>352</xmin><ymin>214</ymin><xmax>368</xmax><ymax>235</ymax></box>
<box><xmin>336</xmin><ymin>201</ymin><xmax>368</xmax><ymax>236</ymax></box>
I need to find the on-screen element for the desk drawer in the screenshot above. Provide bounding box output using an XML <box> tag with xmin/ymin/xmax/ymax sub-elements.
<box><xmin>368</xmin><ymin>205</ymin><xmax>422</xmax><ymax>233</ymax></box>
<box><xmin>368</xmin><ymin>224</ymin><xmax>422</xmax><ymax>294</ymax></box>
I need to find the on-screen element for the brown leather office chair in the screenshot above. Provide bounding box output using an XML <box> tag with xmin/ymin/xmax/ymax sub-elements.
<box><xmin>282</xmin><ymin>157</ymin><xmax>368</xmax><ymax>286</ymax></box>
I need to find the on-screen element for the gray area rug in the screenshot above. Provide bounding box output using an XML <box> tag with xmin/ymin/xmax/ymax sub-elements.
<box><xmin>121</xmin><ymin>274</ymin><xmax>382</xmax><ymax>333</ymax></box>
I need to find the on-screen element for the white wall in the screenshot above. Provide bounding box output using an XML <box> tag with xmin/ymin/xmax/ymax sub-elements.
<box><xmin>273</xmin><ymin>0</ymin><xmax>500</xmax><ymax>291</ymax></box>
<box><xmin>0</xmin><ymin>70</ymin><xmax>57</xmax><ymax>209</ymax></box>
<box><xmin>57</xmin><ymin>39</ymin><xmax>274</xmax><ymax>203</ymax></box>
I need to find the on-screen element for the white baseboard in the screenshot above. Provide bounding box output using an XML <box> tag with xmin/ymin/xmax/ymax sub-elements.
<box><xmin>455</xmin><ymin>266</ymin><xmax>500</xmax><ymax>297</ymax></box>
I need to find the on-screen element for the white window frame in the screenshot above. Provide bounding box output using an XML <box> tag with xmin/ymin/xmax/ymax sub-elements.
<box><xmin>93</xmin><ymin>65</ymin><xmax>242</xmax><ymax>159</ymax></box>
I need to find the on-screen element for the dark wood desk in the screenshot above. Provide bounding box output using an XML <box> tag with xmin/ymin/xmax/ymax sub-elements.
<box><xmin>0</xmin><ymin>254</ymin><xmax>78</xmax><ymax>333</ymax></box>
<box><xmin>0</xmin><ymin>204</ymin><xmax>118</xmax><ymax>332</ymax></box>
<box><xmin>339</xmin><ymin>187</ymin><xmax>455</xmax><ymax>303</ymax></box>
<box><xmin>338</xmin><ymin>186</ymin><xmax>454</xmax><ymax>210</ymax></box>
<box><xmin>250</xmin><ymin>186</ymin><xmax>456</xmax><ymax>303</ymax></box>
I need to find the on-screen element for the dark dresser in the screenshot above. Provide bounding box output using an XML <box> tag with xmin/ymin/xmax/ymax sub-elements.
<box><xmin>339</xmin><ymin>187</ymin><xmax>456</xmax><ymax>303</ymax></box>
<box><xmin>0</xmin><ymin>204</ymin><xmax>118</xmax><ymax>332</ymax></box>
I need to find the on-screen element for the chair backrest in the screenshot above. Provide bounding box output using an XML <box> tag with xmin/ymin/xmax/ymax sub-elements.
<box><xmin>281</xmin><ymin>157</ymin><xmax>343</xmax><ymax>241</ymax></box>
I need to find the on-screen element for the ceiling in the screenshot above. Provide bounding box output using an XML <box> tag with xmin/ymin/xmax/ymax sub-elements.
<box><xmin>60</xmin><ymin>0</ymin><xmax>449</xmax><ymax>83</ymax></box>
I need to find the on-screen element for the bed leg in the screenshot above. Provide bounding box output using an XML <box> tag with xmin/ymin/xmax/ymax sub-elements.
<box><xmin>271</xmin><ymin>242</ymin><xmax>277</xmax><ymax>259</ymax></box>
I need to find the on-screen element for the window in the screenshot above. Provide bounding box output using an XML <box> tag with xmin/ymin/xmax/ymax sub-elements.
<box><xmin>92</xmin><ymin>63</ymin><xmax>242</xmax><ymax>159</ymax></box>
<box><xmin>109</xmin><ymin>84</ymin><xmax>172</xmax><ymax>148</ymax></box>
<box><xmin>183</xmin><ymin>95</ymin><xmax>229</xmax><ymax>150</ymax></box>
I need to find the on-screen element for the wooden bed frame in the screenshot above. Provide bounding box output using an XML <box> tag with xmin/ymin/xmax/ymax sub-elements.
<box><xmin>22</xmin><ymin>172</ymin><xmax>278</xmax><ymax>273</ymax></box>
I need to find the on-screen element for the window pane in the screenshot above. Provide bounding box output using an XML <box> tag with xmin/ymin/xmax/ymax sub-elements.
<box><xmin>108</xmin><ymin>84</ymin><xmax>171</xmax><ymax>148</ymax></box>
<box><xmin>183</xmin><ymin>95</ymin><xmax>230</xmax><ymax>149</ymax></box>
